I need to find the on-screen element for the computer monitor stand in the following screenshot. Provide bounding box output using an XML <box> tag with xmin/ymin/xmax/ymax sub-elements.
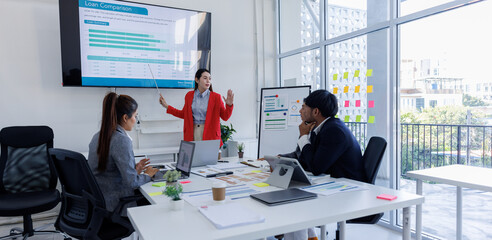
<box><xmin>266</xmin><ymin>163</ymin><xmax>295</xmax><ymax>189</ymax></box>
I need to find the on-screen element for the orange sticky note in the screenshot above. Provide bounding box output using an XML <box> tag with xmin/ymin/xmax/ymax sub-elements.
<box><xmin>344</xmin><ymin>115</ymin><xmax>350</xmax><ymax>122</ymax></box>
<box><xmin>343</xmin><ymin>86</ymin><xmax>349</xmax><ymax>93</ymax></box>
<box><xmin>368</xmin><ymin>116</ymin><xmax>375</xmax><ymax>123</ymax></box>
<box><xmin>368</xmin><ymin>100</ymin><xmax>375</xmax><ymax>108</ymax></box>
<box><xmin>366</xmin><ymin>69</ymin><xmax>373</xmax><ymax>77</ymax></box>
<box><xmin>333</xmin><ymin>74</ymin><xmax>338</xmax><ymax>80</ymax></box>
<box><xmin>344</xmin><ymin>101</ymin><xmax>350</xmax><ymax>107</ymax></box>
<box><xmin>354</xmin><ymin>85</ymin><xmax>360</xmax><ymax>93</ymax></box>
<box><xmin>356</xmin><ymin>115</ymin><xmax>361</xmax><ymax>122</ymax></box>
<box><xmin>354</xmin><ymin>70</ymin><xmax>360</xmax><ymax>77</ymax></box>
<box><xmin>367</xmin><ymin>85</ymin><xmax>373</xmax><ymax>93</ymax></box>
<box><xmin>343</xmin><ymin>72</ymin><xmax>349</xmax><ymax>79</ymax></box>
<box><xmin>333</xmin><ymin>87</ymin><xmax>338</xmax><ymax>94</ymax></box>
<box><xmin>355</xmin><ymin>100</ymin><xmax>361</xmax><ymax>107</ymax></box>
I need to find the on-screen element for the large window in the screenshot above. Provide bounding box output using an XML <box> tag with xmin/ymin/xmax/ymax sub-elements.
<box><xmin>277</xmin><ymin>0</ymin><xmax>492</xmax><ymax>239</ymax></box>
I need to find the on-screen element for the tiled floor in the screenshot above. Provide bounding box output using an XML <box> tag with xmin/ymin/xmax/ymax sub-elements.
<box><xmin>0</xmin><ymin>217</ymin><xmax>403</xmax><ymax>240</ymax></box>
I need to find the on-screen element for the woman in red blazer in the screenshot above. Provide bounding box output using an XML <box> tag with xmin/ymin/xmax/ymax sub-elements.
<box><xmin>159</xmin><ymin>69</ymin><xmax>234</xmax><ymax>146</ymax></box>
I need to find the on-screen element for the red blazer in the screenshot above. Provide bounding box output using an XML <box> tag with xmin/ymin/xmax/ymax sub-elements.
<box><xmin>167</xmin><ymin>91</ymin><xmax>233</xmax><ymax>146</ymax></box>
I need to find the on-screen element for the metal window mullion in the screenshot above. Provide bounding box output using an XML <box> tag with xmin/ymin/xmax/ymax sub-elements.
<box><xmin>319</xmin><ymin>0</ymin><xmax>325</xmax><ymax>90</ymax></box>
<box><xmin>275</xmin><ymin>0</ymin><xmax>280</xmax><ymax>87</ymax></box>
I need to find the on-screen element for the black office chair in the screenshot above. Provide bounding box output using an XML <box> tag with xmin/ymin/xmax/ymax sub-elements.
<box><xmin>334</xmin><ymin>136</ymin><xmax>387</xmax><ymax>240</ymax></box>
<box><xmin>48</xmin><ymin>148</ymin><xmax>143</xmax><ymax>240</ymax></box>
<box><xmin>0</xmin><ymin>126</ymin><xmax>69</xmax><ymax>240</ymax></box>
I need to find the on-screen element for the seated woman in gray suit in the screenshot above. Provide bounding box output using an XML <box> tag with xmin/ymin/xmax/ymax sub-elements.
<box><xmin>88</xmin><ymin>92</ymin><xmax>159</xmax><ymax>215</ymax></box>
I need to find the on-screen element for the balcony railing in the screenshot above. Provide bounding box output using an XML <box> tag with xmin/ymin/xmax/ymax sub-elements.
<box><xmin>345</xmin><ymin>122</ymin><xmax>492</xmax><ymax>175</ymax></box>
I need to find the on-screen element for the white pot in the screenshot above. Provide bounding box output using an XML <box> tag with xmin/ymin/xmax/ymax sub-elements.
<box><xmin>170</xmin><ymin>199</ymin><xmax>184</xmax><ymax>210</ymax></box>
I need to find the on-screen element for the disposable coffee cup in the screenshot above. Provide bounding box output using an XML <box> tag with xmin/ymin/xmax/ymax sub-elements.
<box><xmin>212</xmin><ymin>182</ymin><xmax>226</xmax><ymax>202</ymax></box>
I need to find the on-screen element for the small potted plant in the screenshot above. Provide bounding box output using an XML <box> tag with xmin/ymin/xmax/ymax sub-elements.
<box><xmin>163</xmin><ymin>169</ymin><xmax>181</xmax><ymax>187</ymax></box>
<box><xmin>220</xmin><ymin>123</ymin><xmax>236</xmax><ymax>159</ymax></box>
<box><xmin>163</xmin><ymin>183</ymin><xmax>184</xmax><ymax>210</ymax></box>
<box><xmin>237</xmin><ymin>142</ymin><xmax>245</xmax><ymax>158</ymax></box>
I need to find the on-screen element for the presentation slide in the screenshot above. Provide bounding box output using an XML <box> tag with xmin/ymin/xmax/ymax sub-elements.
<box><xmin>78</xmin><ymin>0</ymin><xmax>199</xmax><ymax>88</ymax></box>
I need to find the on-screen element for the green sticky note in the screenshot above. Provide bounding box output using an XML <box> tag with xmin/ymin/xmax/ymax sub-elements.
<box><xmin>335</xmin><ymin>114</ymin><xmax>338</xmax><ymax>118</ymax></box>
<box><xmin>251</xmin><ymin>170</ymin><xmax>262</xmax><ymax>173</ymax></box>
<box><xmin>356</xmin><ymin>115</ymin><xmax>362</xmax><ymax>122</ymax></box>
<box><xmin>333</xmin><ymin>74</ymin><xmax>338</xmax><ymax>80</ymax></box>
<box><xmin>354</xmin><ymin>70</ymin><xmax>360</xmax><ymax>77</ymax></box>
<box><xmin>344</xmin><ymin>115</ymin><xmax>350</xmax><ymax>122</ymax></box>
<box><xmin>368</xmin><ymin>116</ymin><xmax>375</xmax><ymax>123</ymax></box>
<box><xmin>253</xmin><ymin>183</ymin><xmax>270</xmax><ymax>187</ymax></box>
<box><xmin>343</xmin><ymin>72</ymin><xmax>349</xmax><ymax>79</ymax></box>
<box><xmin>152</xmin><ymin>182</ymin><xmax>167</xmax><ymax>187</ymax></box>
<box><xmin>366</xmin><ymin>69</ymin><xmax>373</xmax><ymax>77</ymax></box>
<box><xmin>149</xmin><ymin>191</ymin><xmax>163</xmax><ymax>196</ymax></box>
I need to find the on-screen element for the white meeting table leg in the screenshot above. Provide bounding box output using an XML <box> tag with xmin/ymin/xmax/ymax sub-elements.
<box><xmin>320</xmin><ymin>225</ymin><xmax>326</xmax><ymax>240</ymax></box>
<box><xmin>338</xmin><ymin>221</ymin><xmax>346</xmax><ymax>240</ymax></box>
<box><xmin>403</xmin><ymin>207</ymin><xmax>411</xmax><ymax>240</ymax></box>
<box><xmin>457</xmin><ymin>186</ymin><xmax>462</xmax><ymax>240</ymax></box>
<box><xmin>416</xmin><ymin>179</ymin><xmax>423</xmax><ymax>240</ymax></box>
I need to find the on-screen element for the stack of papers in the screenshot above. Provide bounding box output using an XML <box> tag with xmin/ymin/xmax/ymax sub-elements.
<box><xmin>208</xmin><ymin>163</ymin><xmax>247</xmax><ymax>170</ymax></box>
<box><xmin>198</xmin><ymin>202</ymin><xmax>265</xmax><ymax>229</ymax></box>
<box><xmin>301</xmin><ymin>181</ymin><xmax>367</xmax><ymax>196</ymax></box>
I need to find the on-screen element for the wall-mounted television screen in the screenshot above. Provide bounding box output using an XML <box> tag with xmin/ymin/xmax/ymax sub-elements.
<box><xmin>59</xmin><ymin>0</ymin><xmax>211</xmax><ymax>88</ymax></box>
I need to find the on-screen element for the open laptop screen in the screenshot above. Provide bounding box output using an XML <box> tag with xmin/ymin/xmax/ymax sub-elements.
<box><xmin>176</xmin><ymin>141</ymin><xmax>195</xmax><ymax>177</ymax></box>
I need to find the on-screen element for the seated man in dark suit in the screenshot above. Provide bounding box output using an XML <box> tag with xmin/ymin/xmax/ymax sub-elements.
<box><xmin>280</xmin><ymin>89</ymin><xmax>366</xmax><ymax>182</ymax></box>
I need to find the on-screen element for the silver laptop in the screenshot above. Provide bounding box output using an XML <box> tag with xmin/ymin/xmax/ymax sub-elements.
<box><xmin>191</xmin><ymin>140</ymin><xmax>220</xmax><ymax>167</ymax></box>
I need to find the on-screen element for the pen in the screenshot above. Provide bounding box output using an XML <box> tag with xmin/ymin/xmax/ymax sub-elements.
<box><xmin>206</xmin><ymin>171</ymin><xmax>233</xmax><ymax>178</ymax></box>
<box><xmin>217</xmin><ymin>160</ymin><xmax>229</xmax><ymax>163</ymax></box>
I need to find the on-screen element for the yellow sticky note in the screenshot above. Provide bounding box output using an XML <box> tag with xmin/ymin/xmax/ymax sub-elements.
<box><xmin>343</xmin><ymin>72</ymin><xmax>349</xmax><ymax>79</ymax></box>
<box><xmin>152</xmin><ymin>182</ymin><xmax>166</xmax><ymax>187</ymax></box>
<box><xmin>366</xmin><ymin>69</ymin><xmax>373</xmax><ymax>77</ymax></box>
<box><xmin>335</xmin><ymin>114</ymin><xmax>338</xmax><ymax>118</ymax></box>
<box><xmin>333</xmin><ymin>74</ymin><xmax>338</xmax><ymax>80</ymax></box>
<box><xmin>251</xmin><ymin>170</ymin><xmax>262</xmax><ymax>173</ymax></box>
<box><xmin>354</xmin><ymin>70</ymin><xmax>360</xmax><ymax>77</ymax></box>
<box><xmin>333</xmin><ymin>87</ymin><xmax>338</xmax><ymax>94</ymax></box>
<box><xmin>368</xmin><ymin>116</ymin><xmax>375</xmax><ymax>123</ymax></box>
<box><xmin>356</xmin><ymin>115</ymin><xmax>362</xmax><ymax>122</ymax></box>
<box><xmin>367</xmin><ymin>85</ymin><xmax>373</xmax><ymax>93</ymax></box>
<box><xmin>344</xmin><ymin>115</ymin><xmax>350</xmax><ymax>122</ymax></box>
<box><xmin>253</xmin><ymin>183</ymin><xmax>270</xmax><ymax>187</ymax></box>
<box><xmin>149</xmin><ymin>191</ymin><xmax>163</xmax><ymax>196</ymax></box>
<box><xmin>343</xmin><ymin>86</ymin><xmax>349</xmax><ymax>93</ymax></box>
<box><xmin>355</xmin><ymin>85</ymin><xmax>360</xmax><ymax>93</ymax></box>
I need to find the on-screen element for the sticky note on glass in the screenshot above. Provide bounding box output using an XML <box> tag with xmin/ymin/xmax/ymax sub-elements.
<box><xmin>356</xmin><ymin>115</ymin><xmax>362</xmax><ymax>122</ymax></box>
<box><xmin>355</xmin><ymin>100</ymin><xmax>361</xmax><ymax>107</ymax></box>
<box><xmin>368</xmin><ymin>116</ymin><xmax>375</xmax><ymax>123</ymax></box>
<box><xmin>355</xmin><ymin>85</ymin><xmax>360</xmax><ymax>93</ymax></box>
<box><xmin>354</xmin><ymin>70</ymin><xmax>360</xmax><ymax>77</ymax></box>
<box><xmin>368</xmin><ymin>100</ymin><xmax>375</xmax><ymax>108</ymax></box>
<box><xmin>152</xmin><ymin>182</ymin><xmax>166</xmax><ymax>187</ymax></box>
<box><xmin>333</xmin><ymin>87</ymin><xmax>338</xmax><ymax>94</ymax></box>
<box><xmin>343</xmin><ymin>72</ymin><xmax>349</xmax><ymax>79</ymax></box>
<box><xmin>367</xmin><ymin>85</ymin><xmax>373</xmax><ymax>93</ymax></box>
<box><xmin>344</xmin><ymin>115</ymin><xmax>350</xmax><ymax>122</ymax></box>
<box><xmin>149</xmin><ymin>191</ymin><xmax>163</xmax><ymax>196</ymax></box>
<box><xmin>366</xmin><ymin>69</ymin><xmax>373</xmax><ymax>77</ymax></box>
<box><xmin>333</xmin><ymin>74</ymin><xmax>338</xmax><ymax>80</ymax></box>
<box><xmin>253</xmin><ymin>183</ymin><xmax>269</xmax><ymax>187</ymax></box>
<box><xmin>343</xmin><ymin>86</ymin><xmax>349</xmax><ymax>93</ymax></box>
<box><xmin>344</xmin><ymin>101</ymin><xmax>350</xmax><ymax>107</ymax></box>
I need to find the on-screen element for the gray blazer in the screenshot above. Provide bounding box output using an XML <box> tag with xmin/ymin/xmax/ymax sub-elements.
<box><xmin>88</xmin><ymin>125</ymin><xmax>151</xmax><ymax>214</ymax></box>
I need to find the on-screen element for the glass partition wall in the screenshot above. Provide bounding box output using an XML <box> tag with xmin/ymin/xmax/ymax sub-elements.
<box><xmin>276</xmin><ymin>0</ymin><xmax>492</xmax><ymax>239</ymax></box>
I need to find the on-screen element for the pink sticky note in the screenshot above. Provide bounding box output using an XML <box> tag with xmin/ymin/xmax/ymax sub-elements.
<box><xmin>368</xmin><ymin>100</ymin><xmax>375</xmax><ymax>108</ymax></box>
<box><xmin>179</xmin><ymin>180</ymin><xmax>192</xmax><ymax>184</ymax></box>
<box><xmin>355</xmin><ymin>100</ymin><xmax>361</xmax><ymax>107</ymax></box>
<box><xmin>344</xmin><ymin>101</ymin><xmax>350</xmax><ymax>107</ymax></box>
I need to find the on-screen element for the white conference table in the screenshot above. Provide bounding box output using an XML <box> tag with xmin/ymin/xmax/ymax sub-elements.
<box><xmin>129</xmin><ymin>157</ymin><xmax>424</xmax><ymax>240</ymax></box>
<box><xmin>406</xmin><ymin>164</ymin><xmax>492</xmax><ymax>240</ymax></box>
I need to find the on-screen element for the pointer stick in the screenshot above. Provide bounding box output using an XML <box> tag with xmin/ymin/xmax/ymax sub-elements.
<box><xmin>147</xmin><ymin>64</ymin><xmax>161</xmax><ymax>96</ymax></box>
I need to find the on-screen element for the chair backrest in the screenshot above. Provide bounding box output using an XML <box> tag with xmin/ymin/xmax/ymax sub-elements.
<box><xmin>48</xmin><ymin>148</ymin><xmax>106</xmax><ymax>238</ymax></box>
<box><xmin>362</xmin><ymin>136</ymin><xmax>387</xmax><ymax>184</ymax></box>
<box><xmin>0</xmin><ymin>126</ymin><xmax>57</xmax><ymax>194</ymax></box>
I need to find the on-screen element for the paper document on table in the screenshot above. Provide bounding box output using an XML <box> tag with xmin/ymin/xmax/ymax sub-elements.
<box><xmin>215</xmin><ymin>171</ymin><xmax>271</xmax><ymax>186</ymax></box>
<box><xmin>191</xmin><ymin>167</ymin><xmax>229</xmax><ymax>177</ymax></box>
<box><xmin>199</xmin><ymin>202</ymin><xmax>265</xmax><ymax>229</ymax></box>
<box><xmin>182</xmin><ymin>185</ymin><xmax>260</xmax><ymax>207</ymax></box>
<box><xmin>208</xmin><ymin>162</ymin><xmax>247</xmax><ymax>170</ymax></box>
<box><xmin>301</xmin><ymin>181</ymin><xmax>367</xmax><ymax>196</ymax></box>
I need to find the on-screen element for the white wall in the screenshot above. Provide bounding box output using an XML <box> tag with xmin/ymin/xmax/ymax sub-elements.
<box><xmin>0</xmin><ymin>0</ymin><xmax>275</xmax><ymax>153</ymax></box>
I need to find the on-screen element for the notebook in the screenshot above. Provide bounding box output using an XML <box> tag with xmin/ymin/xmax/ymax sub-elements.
<box><xmin>191</xmin><ymin>140</ymin><xmax>220</xmax><ymax>167</ymax></box>
<box><xmin>250</xmin><ymin>188</ymin><xmax>317</xmax><ymax>206</ymax></box>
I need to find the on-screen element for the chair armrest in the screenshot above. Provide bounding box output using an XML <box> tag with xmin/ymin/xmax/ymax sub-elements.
<box><xmin>112</xmin><ymin>194</ymin><xmax>145</xmax><ymax>220</ymax></box>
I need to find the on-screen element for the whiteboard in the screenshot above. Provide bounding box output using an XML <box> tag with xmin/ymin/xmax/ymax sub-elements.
<box><xmin>257</xmin><ymin>86</ymin><xmax>311</xmax><ymax>158</ymax></box>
